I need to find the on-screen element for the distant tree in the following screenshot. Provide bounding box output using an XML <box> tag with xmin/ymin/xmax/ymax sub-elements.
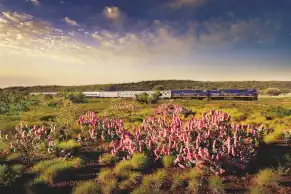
<box><xmin>261</xmin><ymin>88</ymin><xmax>282</xmax><ymax>96</ymax></box>
<box><xmin>135</xmin><ymin>91</ymin><xmax>161</xmax><ymax>104</ymax></box>
<box><xmin>152</xmin><ymin>85</ymin><xmax>164</xmax><ymax>91</ymax></box>
<box><xmin>135</xmin><ymin>92</ymin><xmax>149</xmax><ymax>104</ymax></box>
<box><xmin>57</xmin><ymin>91</ymin><xmax>87</xmax><ymax>103</ymax></box>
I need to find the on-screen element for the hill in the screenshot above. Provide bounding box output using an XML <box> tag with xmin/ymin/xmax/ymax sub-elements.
<box><xmin>1</xmin><ymin>80</ymin><xmax>291</xmax><ymax>93</ymax></box>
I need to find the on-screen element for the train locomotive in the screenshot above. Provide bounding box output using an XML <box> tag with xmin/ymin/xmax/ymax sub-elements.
<box><xmin>30</xmin><ymin>89</ymin><xmax>258</xmax><ymax>100</ymax></box>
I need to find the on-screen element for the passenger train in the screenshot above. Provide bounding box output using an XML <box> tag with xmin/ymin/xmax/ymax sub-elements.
<box><xmin>30</xmin><ymin>89</ymin><xmax>258</xmax><ymax>100</ymax></box>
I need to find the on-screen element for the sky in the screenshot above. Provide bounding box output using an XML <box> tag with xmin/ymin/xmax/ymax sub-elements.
<box><xmin>0</xmin><ymin>0</ymin><xmax>291</xmax><ymax>87</ymax></box>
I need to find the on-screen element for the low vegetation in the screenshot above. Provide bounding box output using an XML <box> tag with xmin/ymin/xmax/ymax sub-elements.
<box><xmin>0</xmin><ymin>88</ymin><xmax>291</xmax><ymax>193</ymax></box>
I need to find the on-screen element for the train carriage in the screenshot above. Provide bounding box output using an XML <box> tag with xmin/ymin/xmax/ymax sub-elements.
<box><xmin>29</xmin><ymin>89</ymin><xmax>258</xmax><ymax>101</ymax></box>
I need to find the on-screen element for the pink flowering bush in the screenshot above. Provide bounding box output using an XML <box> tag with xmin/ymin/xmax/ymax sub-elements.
<box><xmin>1</xmin><ymin>122</ymin><xmax>57</xmax><ymax>162</ymax></box>
<box><xmin>78</xmin><ymin>105</ymin><xmax>264</xmax><ymax>175</ymax></box>
<box><xmin>78</xmin><ymin>111</ymin><xmax>127</xmax><ymax>143</ymax></box>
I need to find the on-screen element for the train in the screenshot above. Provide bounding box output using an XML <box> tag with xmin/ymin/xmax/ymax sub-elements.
<box><xmin>30</xmin><ymin>89</ymin><xmax>258</xmax><ymax>100</ymax></box>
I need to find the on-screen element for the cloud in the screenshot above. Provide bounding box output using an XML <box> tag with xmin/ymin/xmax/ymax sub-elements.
<box><xmin>167</xmin><ymin>0</ymin><xmax>207</xmax><ymax>9</ymax></box>
<box><xmin>64</xmin><ymin>17</ymin><xmax>79</xmax><ymax>26</ymax></box>
<box><xmin>30</xmin><ymin>0</ymin><xmax>40</xmax><ymax>6</ymax></box>
<box><xmin>103</xmin><ymin>6</ymin><xmax>122</xmax><ymax>20</ymax></box>
<box><xmin>0</xmin><ymin>10</ymin><xmax>276</xmax><ymax>69</ymax></box>
<box><xmin>2</xmin><ymin>11</ymin><xmax>33</xmax><ymax>23</ymax></box>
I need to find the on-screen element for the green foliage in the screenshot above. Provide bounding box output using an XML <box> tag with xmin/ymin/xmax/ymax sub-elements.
<box><xmin>0</xmin><ymin>101</ymin><xmax>9</xmax><ymax>114</ymax></box>
<box><xmin>162</xmin><ymin>155</ymin><xmax>175</xmax><ymax>168</ymax></box>
<box><xmin>130</xmin><ymin>153</ymin><xmax>150</xmax><ymax>170</ymax></box>
<box><xmin>0</xmin><ymin>164</ymin><xmax>16</xmax><ymax>186</ymax></box>
<box><xmin>55</xmin><ymin>99</ymin><xmax>77</xmax><ymax>139</ymax></box>
<box><xmin>0</xmin><ymin>164</ymin><xmax>25</xmax><ymax>186</ymax></box>
<box><xmin>73</xmin><ymin>180</ymin><xmax>101</xmax><ymax>194</ymax></box>
<box><xmin>119</xmin><ymin>172</ymin><xmax>142</xmax><ymax>190</ymax></box>
<box><xmin>264</xmin><ymin>126</ymin><xmax>284</xmax><ymax>144</ymax></box>
<box><xmin>253</xmin><ymin>168</ymin><xmax>281</xmax><ymax>188</ymax></box>
<box><xmin>135</xmin><ymin>91</ymin><xmax>161</xmax><ymax>104</ymax></box>
<box><xmin>97</xmin><ymin>168</ymin><xmax>118</xmax><ymax>193</ymax></box>
<box><xmin>58</xmin><ymin>91</ymin><xmax>87</xmax><ymax>104</ymax></box>
<box><xmin>260</xmin><ymin>88</ymin><xmax>291</xmax><ymax>96</ymax></box>
<box><xmin>97</xmin><ymin>168</ymin><xmax>116</xmax><ymax>183</ymax></box>
<box><xmin>171</xmin><ymin>174</ymin><xmax>185</xmax><ymax>191</ymax></box>
<box><xmin>263</xmin><ymin>106</ymin><xmax>291</xmax><ymax>119</ymax></box>
<box><xmin>137</xmin><ymin>169</ymin><xmax>167</xmax><ymax>193</ymax></box>
<box><xmin>114</xmin><ymin>160</ymin><xmax>132</xmax><ymax>178</ymax></box>
<box><xmin>3</xmin><ymin>80</ymin><xmax>291</xmax><ymax>93</ymax></box>
<box><xmin>35</xmin><ymin>158</ymin><xmax>83</xmax><ymax>184</ymax></box>
<box><xmin>31</xmin><ymin>158</ymin><xmax>63</xmax><ymax>173</ymax></box>
<box><xmin>11</xmin><ymin>164</ymin><xmax>25</xmax><ymax>177</ymax></box>
<box><xmin>57</xmin><ymin>139</ymin><xmax>80</xmax><ymax>149</ymax></box>
<box><xmin>208</xmin><ymin>175</ymin><xmax>224</xmax><ymax>194</ymax></box>
<box><xmin>99</xmin><ymin>153</ymin><xmax>118</xmax><ymax>165</ymax></box>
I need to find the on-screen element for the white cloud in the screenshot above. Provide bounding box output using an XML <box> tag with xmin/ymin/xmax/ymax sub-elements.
<box><xmin>168</xmin><ymin>0</ymin><xmax>207</xmax><ymax>8</ymax></box>
<box><xmin>2</xmin><ymin>11</ymin><xmax>33</xmax><ymax>23</ymax></box>
<box><xmin>103</xmin><ymin>6</ymin><xmax>122</xmax><ymax>20</ymax></box>
<box><xmin>64</xmin><ymin>17</ymin><xmax>79</xmax><ymax>26</ymax></box>
<box><xmin>0</xmin><ymin>11</ymin><xmax>275</xmax><ymax>69</ymax></box>
<box><xmin>30</xmin><ymin>0</ymin><xmax>40</xmax><ymax>6</ymax></box>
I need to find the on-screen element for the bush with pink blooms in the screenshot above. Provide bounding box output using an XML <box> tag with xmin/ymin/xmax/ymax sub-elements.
<box><xmin>1</xmin><ymin>122</ymin><xmax>57</xmax><ymax>162</ymax></box>
<box><xmin>77</xmin><ymin>104</ymin><xmax>264</xmax><ymax>175</ymax></box>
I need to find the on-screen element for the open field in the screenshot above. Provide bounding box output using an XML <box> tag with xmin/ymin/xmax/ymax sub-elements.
<box><xmin>0</xmin><ymin>95</ymin><xmax>291</xmax><ymax>194</ymax></box>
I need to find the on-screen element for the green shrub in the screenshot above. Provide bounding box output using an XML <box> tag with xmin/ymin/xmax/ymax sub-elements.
<box><xmin>208</xmin><ymin>175</ymin><xmax>224</xmax><ymax>193</ymax></box>
<box><xmin>131</xmin><ymin>186</ymin><xmax>150</xmax><ymax>194</ymax></box>
<box><xmin>130</xmin><ymin>153</ymin><xmax>150</xmax><ymax>170</ymax></box>
<box><xmin>141</xmin><ymin>169</ymin><xmax>167</xmax><ymax>192</ymax></box>
<box><xmin>73</xmin><ymin>180</ymin><xmax>101</xmax><ymax>194</ymax></box>
<box><xmin>99</xmin><ymin>153</ymin><xmax>117</xmax><ymax>165</ymax></box>
<box><xmin>184</xmin><ymin>168</ymin><xmax>202</xmax><ymax>180</ymax></box>
<box><xmin>33</xmin><ymin>158</ymin><xmax>83</xmax><ymax>184</ymax></box>
<box><xmin>253</xmin><ymin>169</ymin><xmax>281</xmax><ymax>188</ymax></box>
<box><xmin>12</xmin><ymin>164</ymin><xmax>25</xmax><ymax>177</ymax></box>
<box><xmin>97</xmin><ymin>168</ymin><xmax>116</xmax><ymax>183</ymax></box>
<box><xmin>264</xmin><ymin>126</ymin><xmax>284</xmax><ymax>144</ymax></box>
<box><xmin>30</xmin><ymin>158</ymin><xmax>61</xmax><ymax>173</ymax></box>
<box><xmin>162</xmin><ymin>155</ymin><xmax>175</xmax><ymax>168</ymax></box>
<box><xmin>39</xmin><ymin>162</ymin><xmax>75</xmax><ymax>184</ymax></box>
<box><xmin>57</xmin><ymin>139</ymin><xmax>81</xmax><ymax>149</ymax></box>
<box><xmin>103</xmin><ymin>178</ymin><xmax>118</xmax><ymax>194</ymax></box>
<box><xmin>0</xmin><ymin>164</ymin><xmax>15</xmax><ymax>186</ymax></box>
<box><xmin>114</xmin><ymin>160</ymin><xmax>132</xmax><ymax>178</ymax></box>
<box><xmin>249</xmin><ymin>186</ymin><xmax>261</xmax><ymax>194</ymax></box>
<box><xmin>263</xmin><ymin>106</ymin><xmax>291</xmax><ymax>119</ymax></box>
<box><xmin>171</xmin><ymin>174</ymin><xmax>185</xmax><ymax>191</ymax></box>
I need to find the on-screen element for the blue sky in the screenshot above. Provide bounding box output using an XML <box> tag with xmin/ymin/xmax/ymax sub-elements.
<box><xmin>0</xmin><ymin>0</ymin><xmax>290</xmax><ymax>87</ymax></box>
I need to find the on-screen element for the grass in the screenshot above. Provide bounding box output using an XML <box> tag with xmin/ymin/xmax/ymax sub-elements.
<box><xmin>11</xmin><ymin>164</ymin><xmax>25</xmax><ymax>177</ymax></box>
<box><xmin>72</xmin><ymin>180</ymin><xmax>101</xmax><ymax>194</ymax></box>
<box><xmin>96</xmin><ymin>168</ymin><xmax>118</xmax><ymax>193</ymax></box>
<box><xmin>253</xmin><ymin>168</ymin><xmax>281</xmax><ymax>188</ymax></box>
<box><xmin>130</xmin><ymin>153</ymin><xmax>150</xmax><ymax>170</ymax></box>
<box><xmin>162</xmin><ymin>155</ymin><xmax>175</xmax><ymax>168</ymax></box>
<box><xmin>30</xmin><ymin>158</ymin><xmax>62</xmax><ymax>173</ymax></box>
<box><xmin>32</xmin><ymin>158</ymin><xmax>83</xmax><ymax>184</ymax></box>
<box><xmin>56</xmin><ymin>139</ymin><xmax>81</xmax><ymax>149</ymax></box>
<box><xmin>114</xmin><ymin>160</ymin><xmax>132</xmax><ymax>178</ymax></box>
<box><xmin>208</xmin><ymin>175</ymin><xmax>224</xmax><ymax>193</ymax></box>
<box><xmin>139</xmin><ymin>169</ymin><xmax>167</xmax><ymax>192</ymax></box>
<box><xmin>98</xmin><ymin>153</ymin><xmax>118</xmax><ymax>165</ymax></box>
<box><xmin>97</xmin><ymin>168</ymin><xmax>116</xmax><ymax>183</ymax></box>
<box><xmin>0</xmin><ymin>164</ymin><xmax>15</xmax><ymax>186</ymax></box>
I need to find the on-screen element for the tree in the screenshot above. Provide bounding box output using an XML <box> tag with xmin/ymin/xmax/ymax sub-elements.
<box><xmin>55</xmin><ymin>99</ymin><xmax>77</xmax><ymax>140</ymax></box>
<box><xmin>152</xmin><ymin>85</ymin><xmax>164</xmax><ymax>91</ymax></box>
